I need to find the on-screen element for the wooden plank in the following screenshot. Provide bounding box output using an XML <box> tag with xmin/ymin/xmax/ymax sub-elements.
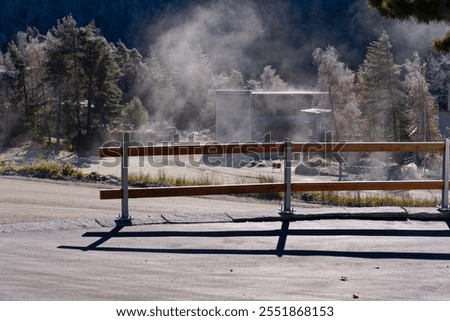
<box><xmin>291</xmin><ymin>180</ymin><xmax>443</xmax><ymax>192</ymax></box>
<box><xmin>99</xmin><ymin>142</ymin><xmax>444</xmax><ymax>157</ymax></box>
<box><xmin>100</xmin><ymin>180</ymin><xmax>444</xmax><ymax>200</ymax></box>
<box><xmin>291</xmin><ymin>142</ymin><xmax>445</xmax><ymax>153</ymax></box>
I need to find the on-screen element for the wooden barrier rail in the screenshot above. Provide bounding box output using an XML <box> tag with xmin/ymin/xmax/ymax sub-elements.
<box><xmin>99</xmin><ymin>133</ymin><xmax>450</xmax><ymax>223</ymax></box>
<box><xmin>99</xmin><ymin>180</ymin><xmax>446</xmax><ymax>200</ymax></box>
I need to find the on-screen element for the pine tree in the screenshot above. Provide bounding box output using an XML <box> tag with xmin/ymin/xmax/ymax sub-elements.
<box><xmin>115</xmin><ymin>40</ymin><xmax>145</xmax><ymax>103</ymax></box>
<box><xmin>313</xmin><ymin>46</ymin><xmax>361</xmax><ymax>140</ymax></box>
<box><xmin>4</xmin><ymin>42</ymin><xmax>29</xmax><ymax>122</ymax></box>
<box><xmin>0</xmin><ymin>51</ymin><xmax>16</xmax><ymax>146</ymax></box>
<box><xmin>357</xmin><ymin>31</ymin><xmax>409</xmax><ymax>142</ymax></box>
<box><xmin>122</xmin><ymin>97</ymin><xmax>149</xmax><ymax>129</ymax></box>
<box><xmin>46</xmin><ymin>16</ymin><xmax>123</xmax><ymax>150</ymax></box>
<box><xmin>78</xmin><ymin>22</ymin><xmax>123</xmax><ymax>147</ymax></box>
<box><xmin>46</xmin><ymin>15</ymin><xmax>85</xmax><ymax>147</ymax></box>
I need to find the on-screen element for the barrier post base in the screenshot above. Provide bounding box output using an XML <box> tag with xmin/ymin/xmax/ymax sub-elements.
<box><xmin>278</xmin><ymin>209</ymin><xmax>295</xmax><ymax>220</ymax></box>
<box><xmin>115</xmin><ymin>216</ymin><xmax>133</xmax><ymax>226</ymax></box>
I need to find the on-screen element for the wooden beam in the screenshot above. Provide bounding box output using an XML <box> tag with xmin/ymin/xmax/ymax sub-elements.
<box><xmin>100</xmin><ymin>180</ymin><xmax>444</xmax><ymax>200</ymax></box>
<box><xmin>291</xmin><ymin>180</ymin><xmax>443</xmax><ymax>192</ymax></box>
<box><xmin>100</xmin><ymin>183</ymin><xmax>285</xmax><ymax>199</ymax></box>
<box><xmin>99</xmin><ymin>142</ymin><xmax>445</xmax><ymax>158</ymax></box>
<box><xmin>293</xmin><ymin>142</ymin><xmax>445</xmax><ymax>153</ymax></box>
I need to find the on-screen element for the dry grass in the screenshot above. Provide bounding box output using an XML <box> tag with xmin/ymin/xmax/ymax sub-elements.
<box><xmin>128</xmin><ymin>169</ymin><xmax>217</xmax><ymax>187</ymax></box>
<box><xmin>296</xmin><ymin>191</ymin><xmax>437</xmax><ymax>207</ymax></box>
<box><xmin>0</xmin><ymin>160</ymin><xmax>83</xmax><ymax>179</ymax></box>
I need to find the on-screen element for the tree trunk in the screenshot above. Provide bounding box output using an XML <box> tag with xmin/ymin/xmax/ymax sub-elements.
<box><xmin>85</xmin><ymin>76</ymin><xmax>94</xmax><ymax>148</ymax></box>
<box><xmin>56</xmin><ymin>96</ymin><xmax>61</xmax><ymax>145</ymax></box>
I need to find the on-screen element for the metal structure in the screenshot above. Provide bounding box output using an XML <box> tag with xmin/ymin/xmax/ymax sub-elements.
<box><xmin>116</xmin><ymin>132</ymin><xmax>131</xmax><ymax>224</ymax></box>
<box><xmin>442</xmin><ymin>138</ymin><xmax>450</xmax><ymax>210</ymax></box>
<box><xmin>279</xmin><ymin>139</ymin><xmax>293</xmax><ymax>216</ymax></box>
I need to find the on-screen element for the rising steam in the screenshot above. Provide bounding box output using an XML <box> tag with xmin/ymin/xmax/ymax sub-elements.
<box><xmin>135</xmin><ymin>0</ymin><xmax>448</xmax><ymax>132</ymax></box>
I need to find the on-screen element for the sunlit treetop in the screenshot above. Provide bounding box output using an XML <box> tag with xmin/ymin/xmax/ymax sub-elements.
<box><xmin>368</xmin><ymin>0</ymin><xmax>450</xmax><ymax>53</ymax></box>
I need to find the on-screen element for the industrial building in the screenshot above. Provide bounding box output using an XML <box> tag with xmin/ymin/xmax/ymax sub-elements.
<box><xmin>215</xmin><ymin>90</ymin><xmax>330</xmax><ymax>143</ymax></box>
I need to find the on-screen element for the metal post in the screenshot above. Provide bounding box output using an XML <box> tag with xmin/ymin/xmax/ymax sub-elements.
<box><xmin>279</xmin><ymin>139</ymin><xmax>293</xmax><ymax>216</ymax></box>
<box><xmin>117</xmin><ymin>132</ymin><xmax>132</xmax><ymax>224</ymax></box>
<box><xmin>441</xmin><ymin>138</ymin><xmax>450</xmax><ymax>211</ymax></box>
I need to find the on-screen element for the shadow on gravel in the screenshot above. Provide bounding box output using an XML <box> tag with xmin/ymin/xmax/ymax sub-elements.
<box><xmin>58</xmin><ymin>222</ymin><xmax>450</xmax><ymax>260</ymax></box>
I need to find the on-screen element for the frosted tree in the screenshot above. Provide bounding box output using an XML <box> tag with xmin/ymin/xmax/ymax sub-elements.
<box><xmin>214</xmin><ymin>70</ymin><xmax>246</xmax><ymax>90</ymax></box>
<box><xmin>3</xmin><ymin>28</ymin><xmax>51</xmax><ymax>142</ymax></box>
<box><xmin>426</xmin><ymin>53</ymin><xmax>450</xmax><ymax>112</ymax></box>
<box><xmin>403</xmin><ymin>52</ymin><xmax>441</xmax><ymax>142</ymax></box>
<box><xmin>260</xmin><ymin>66</ymin><xmax>289</xmax><ymax>91</ymax></box>
<box><xmin>312</xmin><ymin>46</ymin><xmax>361</xmax><ymax>140</ymax></box>
<box><xmin>23</xmin><ymin>30</ymin><xmax>52</xmax><ymax>143</ymax></box>
<box><xmin>357</xmin><ymin>31</ymin><xmax>409</xmax><ymax>142</ymax></box>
